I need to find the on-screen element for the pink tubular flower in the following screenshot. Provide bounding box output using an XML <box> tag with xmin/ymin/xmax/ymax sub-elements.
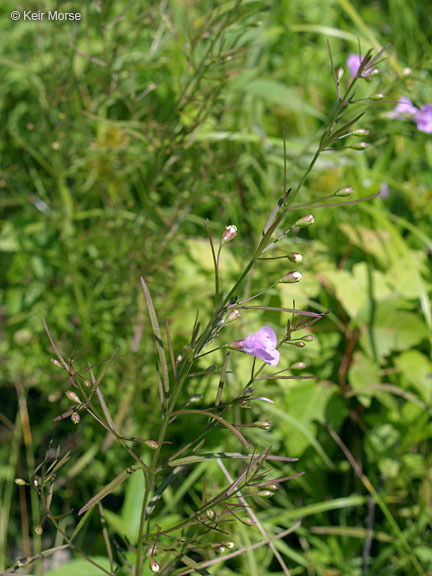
<box><xmin>230</xmin><ymin>326</ymin><xmax>280</xmax><ymax>367</ymax></box>
<box><xmin>347</xmin><ymin>54</ymin><xmax>373</xmax><ymax>78</ymax></box>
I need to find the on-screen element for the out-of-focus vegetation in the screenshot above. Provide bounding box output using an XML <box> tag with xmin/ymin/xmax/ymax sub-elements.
<box><xmin>1</xmin><ymin>0</ymin><xmax>432</xmax><ymax>574</ymax></box>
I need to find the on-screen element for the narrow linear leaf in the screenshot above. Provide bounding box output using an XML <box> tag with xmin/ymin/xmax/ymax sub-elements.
<box><xmin>181</xmin><ymin>555</ymin><xmax>211</xmax><ymax>575</ymax></box>
<box><xmin>140</xmin><ymin>277</ymin><xmax>170</xmax><ymax>396</ymax></box>
<box><xmin>89</xmin><ymin>348</ymin><xmax>119</xmax><ymax>397</ymax></box>
<box><xmin>78</xmin><ymin>465</ymin><xmax>144</xmax><ymax>516</ymax></box>
<box><xmin>168</xmin><ymin>452</ymin><xmax>298</xmax><ymax>467</ymax></box>
<box><xmin>255</xmin><ymin>375</ymin><xmax>315</xmax><ymax>381</ymax></box>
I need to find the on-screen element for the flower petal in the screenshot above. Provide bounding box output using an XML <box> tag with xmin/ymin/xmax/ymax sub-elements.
<box><xmin>413</xmin><ymin>104</ymin><xmax>432</xmax><ymax>133</ymax></box>
<box><xmin>252</xmin><ymin>348</ymin><xmax>280</xmax><ymax>367</ymax></box>
<box><xmin>242</xmin><ymin>326</ymin><xmax>277</xmax><ymax>354</ymax></box>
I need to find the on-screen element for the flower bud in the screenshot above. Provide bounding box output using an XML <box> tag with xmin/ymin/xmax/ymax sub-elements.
<box><xmin>225</xmin><ymin>309</ymin><xmax>240</xmax><ymax>323</ymax></box>
<box><xmin>351</xmin><ymin>129</ymin><xmax>369</xmax><ymax>137</ymax></box>
<box><xmin>66</xmin><ymin>390</ymin><xmax>81</xmax><ymax>404</ymax></box>
<box><xmin>144</xmin><ymin>440</ymin><xmax>159</xmax><ymax>450</ymax></box>
<box><xmin>84</xmin><ymin>380</ymin><xmax>91</xmax><ymax>388</ymax></box>
<box><xmin>294</xmin><ymin>341</ymin><xmax>306</xmax><ymax>348</ymax></box>
<box><xmin>370</xmin><ymin>93</ymin><xmax>384</xmax><ymax>101</ymax></box>
<box><xmin>336</xmin><ymin>67</ymin><xmax>344</xmax><ymax>81</ymax></box>
<box><xmin>291</xmin><ymin>361</ymin><xmax>307</xmax><ymax>370</ymax></box>
<box><xmin>71</xmin><ymin>412</ymin><xmax>80</xmax><ymax>424</ymax></box>
<box><xmin>217</xmin><ymin>545</ymin><xmax>226</xmax><ymax>554</ymax></box>
<box><xmin>335</xmin><ymin>186</ymin><xmax>354</xmax><ymax>197</ymax></box>
<box><xmin>243</xmin><ymin>517</ymin><xmax>255</xmax><ymax>526</ymax></box>
<box><xmin>15</xmin><ymin>478</ymin><xmax>27</xmax><ymax>486</ymax></box>
<box><xmin>351</xmin><ymin>142</ymin><xmax>368</xmax><ymax>150</ymax></box>
<box><xmin>224</xmin><ymin>541</ymin><xmax>235</xmax><ymax>549</ymax></box>
<box><xmin>288</xmin><ymin>252</ymin><xmax>303</xmax><ymax>264</ymax></box>
<box><xmin>254</xmin><ymin>421</ymin><xmax>271</xmax><ymax>430</ymax></box>
<box><xmin>257</xmin><ymin>490</ymin><xmax>274</xmax><ymax>498</ymax></box>
<box><xmin>295</xmin><ymin>214</ymin><xmax>315</xmax><ymax>227</ymax></box>
<box><xmin>302</xmin><ymin>334</ymin><xmax>315</xmax><ymax>342</ymax></box>
<box><xmin>280</xmin><ymin>270</ymin><xmax>302</xmax><ymax>283</ymax></box>
<box><xmin>150</xmin><ymin>559</ymin><xmax>160</xmax><ymax>573</ymax></box>
<box><xmin>260</xmin><ymin>483</ymin><xmax>278</xmax><ymax>491</ymax></box>
<box><xmin>34</xmin><ymin>525</ymin><xmax>43</xmax><ymax>535</ymax></box>
<box><xmin>51</xmin><ymin>359</ymin><xmax>63</xmax><ymax>368</ymax></box>
<box><xmin>222</xmin><ymin>225</ymin><xmax>237</xmax><ymax>244</ymax></box>
<box><xmin>206</xmin><ymin>508</ymin><xmax>216</xmax><ymax>520</ymax></box>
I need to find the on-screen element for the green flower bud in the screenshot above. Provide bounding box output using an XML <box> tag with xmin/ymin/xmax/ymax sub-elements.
<box><xmin>66</xmin><ymin>390</ymin><xmax>81</xmax><ymax>404</ymax></box>
<box><xmin>335</xmin><ymin>186</ymin><xmax>354</xmax><ymax>197</ymax></box>
<box><xmin>288</xmin><ymin>252</ymin><xmax>303</xmax><ymax>264</ymax></box>
<box><xmin>254</xmin><ymin>421</ymin><xmax>271</xmax><ymax>430</ymax></box>
<box><xmin>257</xmin><ymin>490</ymin><xmax>274</xmax><ymax>498</ymax></box>
<box><xmin>280</xmin><ymin>270</ymin><xmax>302</xmax><ymax>283</ymax></box>
<box><xmin>15</xmin><ymin>478</ymin><xmax>27</xmax><ymax>486</ymax></box>
<box><xmin>222</xmin><ymin>225</ymin><xmax>237</xmax><ymax>244</ymax></box>
<box><xmin>351</xmin><ymin>129</ymin><xmax>369</xmax><ymax>137</ymax></box>
<box><xmin>225</xmin><ymin>310</ymin><xmax>240</xmax><ymax>323</ymax></box>
<box><xmin>71</xmin><ymin>412</ymin><xmax>80</xmax><ymax>424</ymax></box>
<box><xmin>144</xmin><ymin>440</ymin><xmax>159</xmax><ymax>450</ymax></box>
<box><xmin>291</xmin><ymin>362</ymin><xmax>307</xmax><ymax>370</ymax></box>
<box><xmin>302</xmin><ymin>334</ymin><xmax>315</xmax><ymax>342</ymax></box>
<box><xmin>295</xmin><ymin>214</ymin><xmax>315</xmax><ymax>227</ymax></box>
<box><xmin>51</xmin><ymin>359</ymin><xmax>63</xmax><ymax>368</ymax></box>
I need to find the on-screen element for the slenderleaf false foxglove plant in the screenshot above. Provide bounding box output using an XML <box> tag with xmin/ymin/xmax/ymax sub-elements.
<box><xmin>388</xmin><ymin>97</ymin><xmax>432</xmax><ymax>133</ymax></box>
<box><xmin>229</xmin><ymin>326</ymin><xmax>280</xmax><ymax>367</ymax></box>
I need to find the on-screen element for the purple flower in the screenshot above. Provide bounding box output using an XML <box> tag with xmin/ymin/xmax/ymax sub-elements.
<box><xmin>347</xmin><ymin>54</ymin><xmax>373</xmax><ymax>78</ymax></box>
<box><xmin>388</xmin><ymin>98</ymin><xmax>432</xmax><ymax>133</ymax></box>
<box><xmin>413</xmin><ymin>104</ymin><xmax>432</xmax><ymax>133</ymax></box>
<box><xmin>388</xmin><ymin>97</ymin><xmax>418</xmax><ymax>119</ymax></box>
<box><xmin>380</xmin><ymin>181</ymin><xmax>389</xmax><ymax>198</ymax></box>
<box><xmin>230</xmin><ymin>326</ymin><xmax>280</xmax><ymax>367</ymax></box>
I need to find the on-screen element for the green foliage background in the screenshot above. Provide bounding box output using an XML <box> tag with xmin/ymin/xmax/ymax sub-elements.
<box><xmin>1</xmin><ymin>0</ymin><xmax>432</xmax><ymax>574</ymax></box>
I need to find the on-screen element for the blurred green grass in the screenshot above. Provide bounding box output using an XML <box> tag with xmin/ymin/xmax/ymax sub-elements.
<box><xmin>1</xmin><ymin>0</ymin><xmax>432</xmax><ymax>574</ymax></box>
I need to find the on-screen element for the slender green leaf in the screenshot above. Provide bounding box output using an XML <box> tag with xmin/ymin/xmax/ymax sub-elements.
<box><xmin>78</xmin><ymin>465</ymin><xmax>144</xmax><ymax>516</ymax></box>
<box><xmin>140</xmin><ymin>277</ymin><xmax>170</xmax><ymax>397</ymax></box>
